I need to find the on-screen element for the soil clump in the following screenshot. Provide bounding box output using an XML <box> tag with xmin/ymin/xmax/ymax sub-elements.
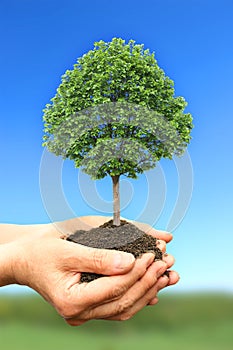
<box><xmin>67</xmin><ymin>220</ymin><xmax>166</xmax><ymax>282</ymax></box>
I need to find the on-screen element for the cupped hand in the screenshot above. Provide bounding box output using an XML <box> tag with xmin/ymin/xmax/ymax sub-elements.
<box><xmin>9</xmin><ymin>216</ymin><xmax>179</xmax><ymax>325</ymax></box>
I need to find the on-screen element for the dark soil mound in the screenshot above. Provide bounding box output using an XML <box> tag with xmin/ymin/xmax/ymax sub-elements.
<box><xmin>67</xmin><ymin>220</ymin><xmax>165</xmax><ymax>282</ymax></box>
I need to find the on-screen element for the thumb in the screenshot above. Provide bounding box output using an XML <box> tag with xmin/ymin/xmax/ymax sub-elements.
<box><xmin>67</xmin><ymin>242</ymin><xmax>135</xmax><ymax>275</ymax></box>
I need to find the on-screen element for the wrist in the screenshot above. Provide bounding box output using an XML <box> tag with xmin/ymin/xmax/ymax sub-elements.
<box><xmin>0</xmin><ymin>242</ymin><xmax>20</xmax><ymax>286</ymax></box>
<box><xmin>0</xmin><ymin>223</ymin><xmax>62</xmax><ymax>289</ymax></box>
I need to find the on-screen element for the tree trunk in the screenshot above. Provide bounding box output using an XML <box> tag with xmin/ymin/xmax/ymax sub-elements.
<box><xmin>111</xmin><ymin>175</ymin><xmax>121</xmax><ymax>226</ymax></box>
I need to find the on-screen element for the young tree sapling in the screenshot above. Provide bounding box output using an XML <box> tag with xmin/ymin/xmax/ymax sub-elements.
<box><xmin>43</xmin><ymin>38</ymin><xmax>193</xmax><ymax>226</ymax></box>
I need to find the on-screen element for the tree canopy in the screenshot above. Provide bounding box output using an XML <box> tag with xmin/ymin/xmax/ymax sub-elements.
<box><xmin>43</xmin><ymin>38</ymin><xmax>193</xmax><ymax>164</ymax></box>
<box><xmin>44</xmin><ymin>102</ymin><xmax>185</xmax><ymax>180</ymax></box>
<box><xmin>42</xmin><ymin>38</ymin><xmax>193</xmax><ymax>225</ymax></box>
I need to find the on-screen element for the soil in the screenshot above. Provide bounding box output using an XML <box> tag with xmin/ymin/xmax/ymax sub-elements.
<box><xmin>66</xmin><ymin>219</ymin><xmax>167</xmax><ymax>283</ymax></box>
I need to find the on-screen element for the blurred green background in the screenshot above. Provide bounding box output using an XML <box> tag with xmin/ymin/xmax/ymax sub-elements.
<box><xmin>1</xmin><ymin>292</ymin><xmax>232</xmax><ymax>350</ymax></box>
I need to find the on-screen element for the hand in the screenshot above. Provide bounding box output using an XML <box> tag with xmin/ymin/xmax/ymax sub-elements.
<box><xmin>5</xmin><ymin>216</ymin><xmax>179</xmax><ymax>326</ymax></box>
<box><xmin>54</xmin><ymin>215</ymin><xmax>178</xmax><ymax>289</ymax></box>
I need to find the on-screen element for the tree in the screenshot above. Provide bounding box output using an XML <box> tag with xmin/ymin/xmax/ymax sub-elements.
<box><xmin>43</xmin><ymin>38</ymin><xmax>193</xmax><ymax>226</ymax></box>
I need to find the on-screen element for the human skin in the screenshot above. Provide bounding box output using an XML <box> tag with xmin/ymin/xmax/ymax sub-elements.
<box><xmin>0</xmin><ymin>216</ymin><xmax>179</xmax><ymax>326</ymax></box>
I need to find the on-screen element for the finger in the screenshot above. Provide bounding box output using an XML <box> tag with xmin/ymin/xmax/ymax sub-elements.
<box><xmin>127</xmin><ymin>220</ymin><xmax>173</xmax><ymax>243</ymax></box>
<box><xmin>104</xmin><ymin>272</ymin><xmax>179</xmax><ymax>316</ymax></box>
<box><xmin>131</xmin><ymin>274</ymin><xmax>169</xmax><ymax>310</ymax></box>
<box><xmin>146</xmin><ymin>270</ymin><xmax>180</xmax><ymax>289</ymax></box>
<box><xmin>162</xmin><ymin>253</ymin><xmax>175</xmax><ymax>269</ymax></box>
<box><xmin>77</xmin><ymin>259</ymin><xmax>167</xmax><ymax>321</ymax></box>
<box><xmin>148</xmin><ymin>297</ymin><xmax>159</xmax><ymax>306</ymax></box>
<box><xmin>69</xmin><ymin>253</ymin><xmax>156</xmax><ymax>314</ymax></box>
<box><xmin>147</xmin><ymin>228</ymin><xmax>173</xmax><ymax>243</ymax></box>
<box><xmin>124</xmin><ymin>274</ymin><xmax>169</xmax><ymax>311</ymax></box>
<box><xmin>106</xmin><ymin>272</ymin><xmax>169</xmax><ymax>321</ymax></box>
<box><xmin>156</xmin><ymin>240</ymin><xmax>166</xmax><ymax>253</ymax></box>
<box><xmin>167</xmin><ymin>270</ymin><xmax>180</xmax><ymax>286</ymax></box>
<box><xmin>64</xmin><ymin>241</ymin><xmax>135</xmax><ymax>275</ymax></box>
<box><xmin>147</xmin><ymin>275</ymin><xmax>170</xmax><ymax>306</ymax></box>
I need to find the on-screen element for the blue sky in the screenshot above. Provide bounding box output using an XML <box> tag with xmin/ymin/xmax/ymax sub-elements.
<box><xmin>0</xmin><ymin>0</ymin><xmax>232</xmax><ymax>293</ymax></box>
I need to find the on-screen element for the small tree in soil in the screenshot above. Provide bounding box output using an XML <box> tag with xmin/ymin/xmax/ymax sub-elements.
<box><xmin>43</xmin><ymin>38</ymin><xmax>193</xmax><ymax>226</ymax></box>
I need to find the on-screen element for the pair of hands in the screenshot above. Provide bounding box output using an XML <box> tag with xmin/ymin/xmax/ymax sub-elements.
<box><xmin>9</xmin><ymin>216</ymin><xmax>179</xmax><ymax>326</ymax></box>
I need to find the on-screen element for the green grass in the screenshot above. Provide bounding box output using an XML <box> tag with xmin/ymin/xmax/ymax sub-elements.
<box><xmin>1</xmin><ymin>293</ymin><xmax>233</xmax><ymax>350</ymax></box>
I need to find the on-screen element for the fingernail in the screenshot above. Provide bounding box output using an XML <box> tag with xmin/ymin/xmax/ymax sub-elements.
<box><xmin>114</xmin><ymin>252</ymin><xmax>135</xmax><ymax>269</ymax></box>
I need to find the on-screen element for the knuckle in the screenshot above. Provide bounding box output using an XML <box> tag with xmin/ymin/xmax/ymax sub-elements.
<box><xmin>92</xmin><ymin>249</ymin><xmax>108</xmax><ymax>271</ymax></box>
<box><xmin>54</xmin><ymin>296</ymin><xmax>81</xmax><ymax>320</ymax></box>
<box><xmin>58</xmin><ymin>305</ymin><xmax>76</xmax><ymax>319</ymax></box>
<box><xmin>110</xmin><ymin>284</ymin><xmax>127</xmax><ymax>299</ymax></box>
<box><xmin>117</xmin><ymin>298</ymin><xmax>133</xmax><ymax>314</ymax></box>
<box><xmin>140</xmin><ymin>274</ymin><xmax>157</xmax><ymax>292</ymax></box>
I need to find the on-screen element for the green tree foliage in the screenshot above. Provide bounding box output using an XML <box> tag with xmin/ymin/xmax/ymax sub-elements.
<box><xmin>43</xmin><ymin>38</ymin><xmax>193</xmax><ymax>225</ymax></box>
